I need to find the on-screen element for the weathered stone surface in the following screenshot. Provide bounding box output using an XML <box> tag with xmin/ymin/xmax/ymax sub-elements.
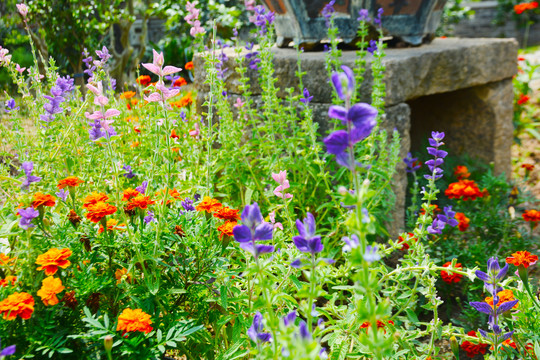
<box><xmin>194</xmin><ymin>38</ymin><xmax>518</xmax><ymax>106</ymax></box>
<box><xmin>409</xmin><ymin>79</ymin><xmax>513</xmax><ymax>177</ymax></box>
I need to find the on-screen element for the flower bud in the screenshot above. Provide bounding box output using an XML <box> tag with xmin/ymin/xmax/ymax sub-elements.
<box><xmin>338</xmin><ymin>186</ymin><xmax>348</xmax><ymax>195</ymax></box>
<box><xmin>104</xmin><ymin>335</ymin><xmax>113</xmax><ymax>352</ymax></box>
<box><xmin>450</xmin><ymin>336</ymin><xmax>460</xmax><ymax>360</ymax></box>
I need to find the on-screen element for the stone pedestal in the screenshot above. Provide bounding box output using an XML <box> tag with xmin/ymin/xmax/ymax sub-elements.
<box><xmin>193</xmin><ymin>38</ymin><xmax>517</xmax><ymax>233</ymax></box>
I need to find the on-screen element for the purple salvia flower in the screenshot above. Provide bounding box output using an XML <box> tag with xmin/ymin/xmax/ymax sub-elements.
<box><xmin>95</xmin><ymin>46</ymin><xmax>111</xmax><ymax>66</ymax></box>
<box><xmin>293</xmin><ymin>213</ymin><xmax>323</xmax><ymax>254</ymax></box>
<box><xmin>342</xmin><ymin>234</ymin><xmax>359</xmax><ymax>252</ymax></box>
<box><xmin>245</xmin><ymin>43</ymin><xmax>261</xmax><ymax>70</ymax></box>
<box><xmin>185</xmin><ymin>1</ymin><xmax>205</xmax><ymax>36</ymax></box>
<box><xmin>403</xmin><ymin>152</ymin><xmax>421</xmax><ymax>173</ymax></box>
<box><xmin>40</xmin><ymin>76</ymin><xmax>74</xmax><ymax>123</ymax></box>
<box><xmin>144</xmin><ymin>211</ymin><xmax>156</xmax><ymax>224</ymax></box>
<box><xmin>427</xmin><ymin>218</ymin><xmax>446</xmax><ymax>234</ymax></box>
<box><xmin>232</xmin><ymin>203</ymin><xmax>274</xmax><ymax>259</ymax></box>
<box><xmin>424</xmin><ymin>131</ymin><xmax>447</xmax><ymax>181</ymax></box>
<box><xmin>122</xmin><ymin>165</ymin><xmax>135</xmax><ymax>179</ymax></box>
<box><xmin>82</xmin><ymin>48</ymin><xmax>96</xmax><ymax>81</ymax></box>
<box><xmin>364</xmin><ymin>245</ymin><xmax>380</xmax><ymax>263</ymax></box>
<box><xmin>320</xmin><ymin>347</ymin><xmax>329</xmax><ymax>360</ymax></box>
<box><xmin>251</xmin><ymin>6</ymin><xmax>274</xmax><ymax>35</ymax></box>
<box><xmin>367</xmin><ymin>40</ymin><xmax>378</xmax><ymax>54</ymax></box>
<box><xmin>18</xmin><ymin>207</ymin><xmax>39</xmax><ymax>230</ymax></box>
<box><xmin>357</xmin><ymin>9</ymin><xmax>370</xmax><ymax>21</ymax></box>
<box><xmin>0</xmin><ymin>337</ymin><xmax>16</xmax><ymax>357</ymax></box>
<box><xmin>330</xmin><ymin>65</ymin><xmax>355</xmax><ymax>101</ymax></box>
<box><xmin>181</xmin><ymin>198</ymin><xmax>195</xmax><ymax>212</ymax></box>
<box><xmin>300</xmin><ymin>88</ymin><xmax>313</xmax><ymax>105</ymax></box>
<box><xmin>20</xmin><ymin>161</ymin><xmax>41</xmax><ymax>190</ymax></box>
<box><xmin>5</xmin><ymin>98</ymin><xmax>19</xmax><ymax>113</ymax></box>
<box><xmin>321</xmin><ymin>1</ymin><xmax>336</xmax><ymax>26</ymax></box>
<box><xmin>298</xmin><ymin>321</ymin><xmax>312</xmax><ymax>341</ymax></box>
<box><xmin>56</xmin><ymin>188</ymin><xmax>68</xmax><ymax>201</ymax></box>
<box><xmin>136</xmin><ymin>181</ymin><xmax>148</xmax><ymax>194</ymax></box>
<box><xmin>248</xmin><ymin>312</ymin><xmax>272</xmax><ymax>343</ymax></box>
<box><xmin>282</xmin><ymin>310</ymin><xmax>296</xmax><ymax>326</ymax></box>
<box><xmin>374</xmin><ymin>8</ymin><xmax>383</xmax><ymax>25</ymax></box>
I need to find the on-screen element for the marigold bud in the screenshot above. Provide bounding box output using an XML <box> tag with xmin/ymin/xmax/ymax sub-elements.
<box><xmin>104</xmin><ymin>335</ymin><xmax>113</xmax><ymax>352</ymax></box>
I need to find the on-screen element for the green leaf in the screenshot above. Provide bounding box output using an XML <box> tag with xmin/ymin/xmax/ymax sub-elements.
<box><xmin>405</xmin><ymin>308</ymin><xmax>419</xmax><ymax>324</ymax></box>
<box><xmin>221</xmin><ymin>285</ymin><xmax>228</xmax><ymax>309</ymax></box>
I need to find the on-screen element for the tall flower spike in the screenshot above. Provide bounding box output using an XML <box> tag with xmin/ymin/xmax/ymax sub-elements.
<box><xmin>331</xmin><ymin>65</ymin><xmax>355</xmax><ymax>102</ymax></box>
<box><xmin>248</xmin><ymin>312</ymin><xmax>272</xmax><ymax>343</ymax></box>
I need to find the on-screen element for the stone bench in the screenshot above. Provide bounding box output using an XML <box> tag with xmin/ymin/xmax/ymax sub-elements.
<box><xmin>194</xmin><ymin>37</ymin><xmax>517</xmax><ymax>233</ymax></box>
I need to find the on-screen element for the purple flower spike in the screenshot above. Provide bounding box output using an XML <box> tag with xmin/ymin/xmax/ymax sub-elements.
<box><xmin>56</xmin><ymin>189</ymin><xmax>68</xmax><ymax>201</ymax></box>
<box><xmin>364</xmin><ymin>245</ymin><xmax>380</xmax><ymax>263</ymax></box>
<box><xmin>122</xmin><ymin>165</ymin><xmax>135</xmax><ymax>179</ymax></box>
<box><xmin>144</xmin><ymin>211</ymin><xmax>156</xmax><ymax>224</ymax></box>
<box><xmin>403</xmin><ymin>153</ymin><xmax>421</xmax><ymax>173</ymax></box>
<box><xmin>5</xmin><ymin>98</ymin><xmax>19</xmax><ymax>113</ymax></box>
<box><xmin>357</xmin><ymin>9</ymin><xmax>370</xmax><ymax>21</ymax></box>
<box><xmin>282</xmin><ymin>310</ymin><xmax>297</xmax><ymax>326</ymax></box>
<box><xmin>424</xmin><ymin>131</ymin><xmax>447</xmax><ymax>181</ymax></box>
<box><xmin>367</xmin><ymin>40</ymin><xmax>378</xmax><ymax>54</ymax></box>
<box><xmin>248</xmin><ymin>312</ymin><xmax>272</xmax><ymax>343</ymax></box>
<box><xmin>18</xmin><ymin>207</ymin><xmax>39</xmax><ymax>230</ymax></box>
<box><xmin>300</xmin><ymin>88</ymin><xmax>313</xmax><ymax>104</ymax></box>
<box><xmin>342</xmin><ymin>234</ymin><xmax>359</xmax><ymax>252</ymax></box>
<box><xmin>298</xmin><ymin>321</ymin><xmax>312</xmax><ymax>340</ymax></box>
<box><xmin>136</xmin><ymin>181</ymin><xmax>148</xmax><ymax>194</ymax></box>
<box><xmin>20</xmin><ymin>161</ymin><xmax>41</xmax><ymax>190</ymax></box>
<box><xmin>0</xmin><ymin>340</ymin><xmax>15</xmax><ymax>357</ymax></box>
<box><xmin>293</xmin><ymin>213</ymin><xmax>323</xmax><ymax>254</ymax></box>
<box><xmin>470</xmin><ymin>302</ymin><xmax>493</xmax><ymax>315</ymax></box>
<box><xmin>181</xmin><ymin>198</ymin><xmax>195</xmax><ymax>212</ymax></box>
<box><xmin>331</xmin><ymin>66</ymin><xmax>355</xmax><ymax>101</ymax></box>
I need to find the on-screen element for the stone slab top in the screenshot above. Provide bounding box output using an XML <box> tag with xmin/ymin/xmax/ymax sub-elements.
<box><xmin>194</xmin><ymin>37</ymin><xmax>518</xmax><ymax>106</ymax></box>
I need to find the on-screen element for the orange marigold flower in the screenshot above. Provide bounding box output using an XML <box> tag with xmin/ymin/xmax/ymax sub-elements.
<box><xmin>360</xmin><ymin>320</ymin><xmax>394</xmax><ymax>334</ymax></box>
<box><xmin>36</xmin><ymin>248</ymin><xmax>72</xmax><ymax>275</ymax></box>
<box><xmin>506</xmin><ymin>251</ymin><xmax>538</xmax><ymax>268</ymax></box>
<box><xmin>213</xmin><ymin>207</ymin><xmax>241</xmax><ymax>221</ymax></box>
<box><xmin>0</xmin><ymin>292</ymin><xmax>34</xmax><ymax>320</ymax></box>
<box><xmin>461</xmin><ymin>331</ymin><xmax>489</xmax><ymax>358</ymax></box>
<box><xmin>120</xmin><ymin>91</ymin><xmax>136</xmax><ymax>100</ymax></box>
<box><xmin>131</xmin><ymin>141</ymin><xmax>140</xmax><ymax>148</ymax></box>
<box><xmin>0</xmin><ymin>253</ymin><xmax>15</xmax><ymax>267</ymax></box>
<box><xmin>115</xmin><ymin>268</ymin><xmax>133</xmax><ymax>284</ymax></box>
<box><xmin>453</xmin><ymin>165</ymin><xmax>470</xmax><ymax>180</ymax></box>
<box><xmin>441</xmin><ymin>261</ymin><xmax>463</xmax><ymax>284</ymax></box>
<box><xmin>485</xmin><ymin>289</ymin><xmax>518</xmax><ymax>309</ymax></box>
<box><xmin>122</xmin><ymin>188</ymin><xmax>141</xmax><ymax>202</ymax></box>
<box><xmin>126</xmin><ymin>195</ymin><xmax>155</xmax><ymax>211</ymax></box>
<box><xmin>0</xmin><ymin>276</ymin><xmax>17</xmax><ymax>287</ymax></box>
<box><xmin>83</xmin><ymin>192</ymin><xmax>110</xmax><ymax>209</ymax></box>
<box><xmin>98</xmin><ymin>219</ymin><xmax>126</xmax><ymax>234</ymax></box>
<box><xmin>37</xmin><ymin>276</ymin><xmax>65</xmax><ymax>306</ymax></box>
<box><xmin>196</xmin><ymin>196</ymin><xmax>222</xmax><ymax>213</ymax></box>
<box><xmin>455</xmin><ymin>212</ymin><xmax>470</xmax><ymax>231</ymax></box>
<box><xmin>517</xmin><ymin>93</ymin><xmax>530</xmax><ymax>104</ymax></box>
<box><xmin>134</xmin><ymin>126</ymin><xmax>141</xmax><ymax>133</ymax></box>
<box><xmin>218</xmin><ymin>221</ymin><xmax>237</xmax><ymax>239</ymax></box>
<box><xmin>171</xmin><ymin>92</ymin><xmax>193</xmax><ymax>108</ymax></box>
<box><xmin>521</xmin><ymin>163</ymin><xmax>534</xmax><ymax>171</ymax></box>
<box><xmin>445</xmin><ymin>180</ymin><xmax>485</xmax><ymax>201</ymax></box>
<box><xmin>136</xmin><ymin>75</ymin><xmax>152</xmax><ymax>86</ymax></box>
<box><xmin>173</xmin><ymin>77</ymin><xmax>187</xmax><ymax>87</ymax></box>
<box><xmin>522</xmin><ymin>209</ymin><xmax>540</xmax><ymax>222</ymax></box>
<box><xmin>170</xmin><ymin>129</ymin><xmax>180</xmax><ymax>139</ymax></box>
<box><xmin>57</xmin><ymin>176</ymin><xmax>84</xmax><ymax>189</ymax></box>
<box><xmin>32</xmin><ymin>192</ymin><xmax>56</xmax><ymax>208</ymax></box>
<box><xmin>117</xmin><ymin>308</ymin><xmax>153</xmax><ymax>335</ymax></box>
<box><xmin>397</xmin><ymin>232</ymin><xmax>417</xmax><ymax>250</ymax></box>
<box><xmin>185</xmin><ymin>61</ymin><xmax>194</xmax><ymax>70</ymax></box>
<box><xmin>86</xmin><ymin>202</ymin><xmax>117</xmax><ymax>223</ymax></box>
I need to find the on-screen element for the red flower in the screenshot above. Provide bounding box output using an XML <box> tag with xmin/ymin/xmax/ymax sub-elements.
<box><xmin>455</xmin><ymin>212</ymin><xmax>470</xmax><ymax>231</ymax></box>
<box><xmin>506</xmin><ymin>251</ymin><xmax>538</xmax><ymax>268</ymax></box>
<box><xmin>397</xmin><ymin>232</ymin><xmax>416</xmax><ymax>250</ymax></box>
<box><xmin>517</xmin><ymin>94</ymin><xmax>530</xmax><ymax>105</ymax></box>
<box><xmin>441</xmin><ymin>261</ymin><xmax>463</xmax><ymax>284</ymax></box>
<box><xmin>461</xmin><ymin>331</ymin><xmax>489</xmax><ymax>358</ymax></box>
<box><xmin>514</xmin><ymin>1</ymin><xmax>538</xmax><ymax>14</ymax></box>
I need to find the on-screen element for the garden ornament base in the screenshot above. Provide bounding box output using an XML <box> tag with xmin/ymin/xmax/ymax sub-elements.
<box><xmin>194</xmin><ymin>37</ymin><xmax>517</xmax><ymax>234</ymax></box>
<box><xmin>262</xmin><ymin>0</ymin><xmax>448</xmax><ymax>46</ymax></box>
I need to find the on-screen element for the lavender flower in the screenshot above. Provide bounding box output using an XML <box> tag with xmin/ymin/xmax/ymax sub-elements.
<box><xmin>0</xmin><ymin>337</ymin><xmax>16</xmax><ymax>357</ymax></box>
<box><xmin>367</xmin><ymin>40</ymin><xmax>378</xmax><ymax>54</ymax></box>
<box><xmin>245</xmin><ymin>43</ymin><xmax>260</xmax><ymax>70</ymax></box>
<box><xmin>82</xmin><ymin>48</ymin><xmax>95</xmax><ymax>81</ymax></box>
<box><xmin>248</xmin><ymin>312</ymin><xmax>272</xmax><ymax>343</ymax></box>
<box><xmin>428</xmin><ymin>206</ymin><xmax>458</xmax><ymax>234</ymax></box>
<box><xmin>5</xmin><ymin>99</ymin><xmax>19</xmax><ymax>113</ymax></box>
<box><xmin>282</xmin><ymin>310</ymin><xmax>297</xmax><ymax>326</ymax></box>
<box><xmin>293</xmin><ymin>213</ymin><xmax>323</xmax><ymax>254</ymax></box>
<box><xmin>40</xmin><ymin>76</ymin><xmax>74</xmax><ymax>123</ymax></box>
<box><xmin>56</xmin><ymin>188</ymin><xmax>68</xmax><ymax>201</ymax></box>
<box><xmin>300</xmin><ymin>88</ymin><xmax>313</xmax><ymax>105</ymax></box>
<box><xmin>342</xmin><ymin>234</ymin><xmax>359</xmax><ymax>252</ymax></box>
<box><xmin>403</xmin><ymin>152</ymin><xmax>421</xmax><ymax>173</ymax></box>
<box><xmin>321</xmin><ymin>1</ymin><xmax>336</xmax><ymax>26</ymax></box>
<box><xmin>217</xmin><ymin>44</ymin><xmax>229</xmax><ymax>80</ymax></box>
<box><xmin>144</xmin><ymin>211</ymin><xmax>156</xmax><ymax>224</ymax></box>
<box><xmin>298</xmin><ymin>321</ymin><xmax>312</xmax><ymax>341</ymax></box>
<box><xmin>470</xmin><ymin>257</ymin><xmax>517</xmax><ymax>345</ymax></box>
<box><xmin>232</xmin><ymin>203</ymin><xmax>274</xmax><ymax>259</ymax></box>
<box><xmin>374</xmin><ymin>8</ymin><xmax>383</xmax><ymax>25</ymax></box>
<box><xmin>95</xmin><ymin>46</ymin><xmax>111</xmax><ymax>67</ymax></box>
<box><xmin>357</xmin><ymin>9</ymin><xmax>370</xmax><ymax>21</ymax></box>
<box><xmin>88</xmin><ymin>119</ymin><xmax>117</xmax><ymax>141</ymax></box>
<box><xmin>136</xmin><ymin>181</ymin><xmax>148</xmax><ymax>194</ymax></box>
<box><xmin>364</xmin><ymin>245</ymin><xmax>380</xmax><ymax>263</ymax></box>
<box><xmin>18</xmin><ymin>207</ymin><xmax>39</xmax><ymax>230</ymax></box>
<box><xmin>424</xmin><ymin>131</ymin><xmax>447</xmax><ymax>181</ymax></box>
<box><xmin>181</xmin><ymin>198</ymin><xmax>195</xmax><ymax>212</ymax></box>
<box><xmin>20</xmin><ymin>161</ymin><xmax>41</xmax><ymax>190</ymax></box>
<box><xmin>122</xmin><ymin>165</ymin><xmax>135</xmax><ymax>179</ymax></box>
<box><xmin>251</xmin><ymin>6</ymin><xmax>275</xmax><ymax>35</ymax></box>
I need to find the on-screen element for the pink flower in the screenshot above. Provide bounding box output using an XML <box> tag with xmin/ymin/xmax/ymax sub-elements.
<box><xmin>0</xmin><ymin>47</ymin><xmax>12</xmax><ymax>66</ymax></box>
<box><xmin>84</xmin><ymin>109</ymin><xmax>121</xmax><ymax>121</ymax></box>
<box><xmin>16</xmin><ymin>3</ymin><xmax>28</xmax><ymax>17</ymax></box>
<box><xmin>234</xmin><ymin>98</ymin><xmax>245</xmax><ymax>108</ymax></box>
<box><xmin>143</xmin><ymin>83</ymin><xmax>180</xmax><ymax>103</ymax></box>
<box><xmin>189</xmin><ymin>123</ymin><xmax>200</xmax><ymax>138</ymax></box>
<box><xmin>15</xmin><ymin>63</ymin><xmax>26</xmax><ymax>74</ymax></box>
<box><xmin>185</xmin><ymin>2</ymin><xmax>205</xmax><ymax>37</ymax></box>
<box><xmin>245</xmin><ymin>0</ymin><xmax>256</xmax><ymax>11</ymax></box>
<box><xmin>272</xmin><ymin>170</ymin><xmax>293</xmax><ymax>199</ymax></box>
<box><xmin>269</xmin><ymin>211</ymin><xmax>283</xmax><ymax>230</ymax></box>
<box><xmin>141</xmin><ymin>49</ymin><xmax>182</xmax><ymax>78</ymax></box>
<box><xmin>86</xmin><ymin>81</ymin><xmax>109</xmax><ymax>106</ymax></box>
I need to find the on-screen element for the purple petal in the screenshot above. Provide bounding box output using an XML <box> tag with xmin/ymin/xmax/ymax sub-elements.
<box><xmin>291</xmin><ymin>259</ymin><xmax>302</xmax><ymax>268</ymax></box>
<box><xmin>293</xmin><ymin>236</ymin><xmax>309</xmax><ymax>252</ymax></box>
<box><xmin>253</xmin><ymin>222</ymin><xmax>273</xmax><ymax>241</ymax></box>
<box><xmin>347</xmin><ymin>103</ymin><xmax>378</xmax><ymax>129</ymax></box>
<box><xmin>331</xmin><ymin>72</ymin><xmax>345</xmax><ymax>100</ymax></box>
<box><xmin>328</xmin><ymin>105</ymin><xmax>347</xmax><ymax>121</ymax></box>
<box><xmin>500</xmin><ymin>330</ymin><xmax>514</xmax><ymax>342</ymax></box>
<box><xmin>256</xmin><ymin>244</ymin><xmax>275</xmax><ymax>255</ymax></box>
<box><xmin>470</xmin><ymin>301</ymin><xmax>493</xmax><ymax>315</ymax></box>
<box><xmin>233</xmin><ymin>225</ymin><xmax>252</xmax><ymax>243</ymax></box>
<box><xmin>0</xmin><ymin>345</ymin><xmax>16</xmax><ymax>356</ymax></box>
<box><xmin>475</xmin><ymin>270</ymin><xmax>490</xmax><ymax>282</ymax></box>
<box><xmin>323</xmin><ymin>130</ymin><xmax>348</xmax><ymax>155</ymax></box>
<box><xmin>496</xmin><ymin>300</ymin><xmax>518</xmax><ymax>315</ymax></box>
